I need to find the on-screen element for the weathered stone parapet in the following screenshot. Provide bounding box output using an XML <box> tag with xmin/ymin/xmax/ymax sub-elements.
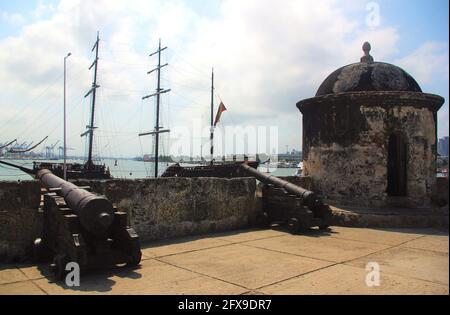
<box><xmin>279</xmin><ymin>175</ymin><xmax>448</xmax><ymax>211</ymax></box>
<box><xmin>0</xmin><ymin>177</ymin><xmax>256</xmax><ymax>261</ymax></box>
<box><xmin>73</xmin><ymin>177</ymin><xmax>257</xmax><ymax>242</ymax></box>
<box><xmin>275</xmin><ymin>176</ymin><xmax>316</xmax><ymax>191</ymax></box>
<box><xmin>304</xmin><ymin>144</ymin><xmax>389</xmax><ymax>207</ymax></box>
<box><xmin>297</xmin><ymin>91</ymin><xmax>444</xmax><ymax>112</ymax></box>
<box><xmin>432</xmin><ymin>177</ymin><xmax>449</xmax><ymax>207</ymax></box>
<box><xmin>0</xmin><ymin>181</ymin><xmax>41</xmax><ymax>262</ymax></box>
<box><xmin>330</xmin><ymin>205</ymin><xmax>449</xmax><ymax>230</ymax></box>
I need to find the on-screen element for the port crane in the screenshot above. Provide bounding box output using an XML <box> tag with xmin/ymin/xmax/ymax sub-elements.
<box><xmin>45</xmin><ymin>140</ymin><xmax>60</xmax><ymax>159</ymax></box>
<box><xmin>57</xmin><ymin>146</ymin><xmax>74</xmax><ymax>159</ymax></box>
<box><xmin>7</xmin><ymin>136</ymin><xmax>48</xmax><ymax>154</ymax></box>
<box><xmin>0</xmin><ymin>139</ymin><xmax>17</xmax><ymax>150</ymax></box>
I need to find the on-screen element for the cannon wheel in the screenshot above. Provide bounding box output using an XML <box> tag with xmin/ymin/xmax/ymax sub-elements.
<box><xmin>51</xmin><ymin>254</ymin><xmax>69</xmax><ymax>281</ymax></box>
<box><xmin>32</xmin><ymin>238</ymin><xmax>51</xmax><ymax>263</ymax></box>
<box><xmin>315</xmin><ymin>204</ymin><xmax>332</xmax><ymax>230</ymax></box>
<box><xmin>287</xmin><ymin>218</ymin><xmax>307</xmax><ymax>234</ymax></box>
<box><xmin>255</xmin><ymin>212</ymin><xmax>270</xmax><ymax>228</ymax></box>
<box><xmin>126</xmin><ymin>240</ymin><xmax>142</xmax><ymax>267</ymax></box>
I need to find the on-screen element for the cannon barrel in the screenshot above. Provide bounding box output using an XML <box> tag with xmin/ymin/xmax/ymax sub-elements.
<box><xmin>37</xmin><ymin>169</ymin><xmax>114</xmax><ymax>235</ymax></box>
<box><xmin>240</xmin><ymin>163</ymin><xmax>321</xmax><ymax>210</ymax></box>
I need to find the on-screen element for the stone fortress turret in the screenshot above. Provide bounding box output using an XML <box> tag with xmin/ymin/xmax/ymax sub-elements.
<box><xmin>296</xmin><ymin>42</ymin><xmax>445</xmax><ymax>207</ymax></box>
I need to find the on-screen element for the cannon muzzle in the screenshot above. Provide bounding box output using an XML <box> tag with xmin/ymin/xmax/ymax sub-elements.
<box><xmin>37</xmin><ymin>169</ymin><xmax>114</xmax><ymax>235</ymax></box>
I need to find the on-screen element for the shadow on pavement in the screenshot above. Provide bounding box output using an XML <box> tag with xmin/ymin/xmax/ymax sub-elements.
<box><xmin>13</xmin><ymin>261</ymin><xmax>142</xmax><ymax>293</ymax></box>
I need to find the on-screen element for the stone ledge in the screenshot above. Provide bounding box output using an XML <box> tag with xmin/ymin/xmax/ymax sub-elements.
<box><xmin>331</xmin><ymin>205</ymin><xmax>449</xmax><ymax>230</ymax></box>
<box><xmin>297</xmin><ymin>91</ymin><xmax>445</xmax><ymax>113</ymax></box>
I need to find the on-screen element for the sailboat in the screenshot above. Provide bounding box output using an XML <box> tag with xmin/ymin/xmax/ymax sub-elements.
<box><xmin>161</xmin><ymin>68</ymin><xmax>259</xmax><ymax>178</ymax></box>
<box><xmin>1</xmin><ymin>33</ymin><xmax>111</xmax><ymax>180</ymax></box>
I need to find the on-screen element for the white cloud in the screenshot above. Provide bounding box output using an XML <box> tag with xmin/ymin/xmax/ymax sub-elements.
<box><xmin>31</xmin><ymin>0</ymin><xmax>56</xmax><ymax>20</ymax></box>
<box><xmin>395</xmin><ymin>42</ymin><xmax>449</xmax><ymax>138</ymax></box>
<box><xmin>0</xmin><ymin>0</ymin><xmax>447</xmax><ymax>159</ymax></box>
<box><xmin>395</xmin><ymin>41</ymin><xmax>449</xmax><ymax>85</ymax></box>
<box><xmin>0</xmin><ymin>11</ymin><xmax>25</xmax><ymax>25</ymax></box>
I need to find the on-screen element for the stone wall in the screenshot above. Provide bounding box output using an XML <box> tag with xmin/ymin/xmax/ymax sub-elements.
<box><xmin>276</xmin><ymin>176</ymin><xmax>316</xmax><ymax>191</ymax></box>
<box><xmin>0</xmin><ymin>177</ymin><xmax>256</xmax><ymax>261</ymax></box>
<box><xmin>304</xmin><ymin>105</ymin><xmax>437</xmax><ymax>207</ymax></box>
<box><xmin>298</xmin><ymin>92</ymin><xmax>443</xmax><ymax>208</ymax></box>
<box><xmin>0</xmin><ymin>181</ymin><xmax>42</xmax><ymax>262</ymax></box>
<box><xmin>73</xmin><ymin>177</ymin><xmax>257</xmax><ymax>242</ymax></box>
<box><xmin>432</xmin><ymin>177</ymin><xmax>449</xmax><ymax>207</ymax></box>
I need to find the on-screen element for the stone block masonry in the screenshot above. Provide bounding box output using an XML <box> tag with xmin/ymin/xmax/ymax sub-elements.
<box><xmin>73</xmin><ymin>177</ymin><xmax>257</xmax><ymax>242</ymax></box>
<box><xmin>0</xmin><ymin>181</ymin><xmax>42</xmax><ymax>262</ymax></box>
<box><xmin>0</xmin><ymin>177</ymin><xmax>256</xmax><ymax>262</ymax></box>
<box><xmin>298</xmin><ymin>92</ymin><xmax>444</xmax><ymax>208</ymax></box>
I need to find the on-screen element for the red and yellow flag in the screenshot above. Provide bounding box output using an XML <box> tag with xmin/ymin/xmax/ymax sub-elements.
<box><xmin>213</xmin><ymin>101</ymin><xmax>227</xmax><ymax>127</ymax></box>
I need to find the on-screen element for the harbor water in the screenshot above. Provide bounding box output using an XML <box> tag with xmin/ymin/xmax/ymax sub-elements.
<box><xmin>0</xmin><ymin>158</ymin><xmax>299</xmax><ymax>181</ymax></box>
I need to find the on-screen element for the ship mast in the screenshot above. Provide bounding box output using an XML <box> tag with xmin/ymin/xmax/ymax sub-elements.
<box><xmin>210</xmin><ymin>68</ymin><xmax>214</xmax><ymax>164</ymax></box>
<box><xmin>81</xmin><ymin>31</ymin><xmax>100</xmax><ymax>169</ymax></box>
<box><xmin>139</xmin><ymin>39</ymin><xmax>171</xmax><ymax>178</ymax></box>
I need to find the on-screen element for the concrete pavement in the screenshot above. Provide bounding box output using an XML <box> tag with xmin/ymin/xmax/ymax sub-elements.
<box><xmin>0</xmin><ymin>226</ymin><xmax>448</xmax><ymax>295</ymax></box>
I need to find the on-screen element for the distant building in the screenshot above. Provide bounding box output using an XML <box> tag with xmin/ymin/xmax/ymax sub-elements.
<box><xmin>277</xmin><ymin>149</ymin><xmax>302</xmax><ymax>162</ymax></box>
<box><xmin>438</xmin><ymin>136</ymin><xmax>449</xmax><ymax>156</ymax></box>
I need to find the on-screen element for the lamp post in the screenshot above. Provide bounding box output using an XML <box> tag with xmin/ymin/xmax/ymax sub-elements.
<box><xmin>63</xmin><ymin>52</ymin><xmax>71</xmax><ymax>180</ymax></box>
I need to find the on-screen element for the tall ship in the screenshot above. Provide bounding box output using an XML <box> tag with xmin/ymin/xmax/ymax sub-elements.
<box><xmin>0</xmin><ymin>33</ymin><xmax>111</xmax><ymax>180</ymax></box>
<box><xmin>160</xmin><ymin>67</ymin><xmax>259</xmax><ymax>177</ymax></box>
<box><xmin>134</xmin><ymin>39</ymin><xmax>259</xmax><ymax>178</ymax></box>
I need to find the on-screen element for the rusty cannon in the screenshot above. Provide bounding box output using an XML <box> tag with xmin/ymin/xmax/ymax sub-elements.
<box><xmin>34</xmin><ymin>169</ymin><xmax>141</xmax><ymax>279</ymax></box>
<box><xmin>240</xmin><ymin>163</ymin><xmax>332</xmax><ymax>233</ymax></box>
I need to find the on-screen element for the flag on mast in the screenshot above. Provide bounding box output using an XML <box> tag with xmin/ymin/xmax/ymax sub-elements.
<box><xmin>213</xmin><ymin>101</ymin><xmax>227</xmax><ymax>127</ymax></box>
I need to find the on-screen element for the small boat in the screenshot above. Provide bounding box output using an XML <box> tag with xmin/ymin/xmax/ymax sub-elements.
<box><xmin>294</xmin><ymin>162</ymin><xmax>303</xmax><ymax>176</ymax></box>
<box><xmin>32</xmin><ymin>161</ymin><xmax>111</xmax><ymax>179</ymax></box>
<box><xmin>437</xmin><ymin>168</ymin><xmax>448</xmax><ymax>178</ymax></box>
<box><xmin>161</xmin><ymin>160</ymin><xmax>259</xmax><ymax>178</ymax></box>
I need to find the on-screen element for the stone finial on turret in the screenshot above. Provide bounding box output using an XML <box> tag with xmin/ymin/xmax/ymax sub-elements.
<box><xmin>360</xmin><ymin>42</ymin><xmax>374</xmax><ymax>63</ymax></box>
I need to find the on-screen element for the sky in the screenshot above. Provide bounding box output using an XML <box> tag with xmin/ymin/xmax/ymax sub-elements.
<box><xmin>0</xmin><ymin>0</ymin><xmax>448</xmax><ymax>159</ymax></box>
